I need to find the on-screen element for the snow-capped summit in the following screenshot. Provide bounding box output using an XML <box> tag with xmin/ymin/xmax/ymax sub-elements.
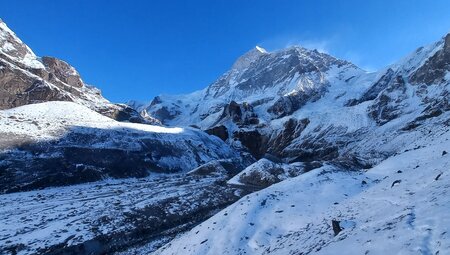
<box><xmin>255</xmin><ymin>45</ymin><xmax>267</xmax><ymax>53</ymax></box>
<box><xmin>231</xmin><ymin>46</ymin><xmax>268</xmax><ymax>71</ymax></box>
<box><xmin>145</xmin><ymin>44</ymin><xmax>363</xmax><ymax>129</ymax></box>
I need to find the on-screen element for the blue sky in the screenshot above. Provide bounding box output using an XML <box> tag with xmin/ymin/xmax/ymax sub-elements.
<box><xmin>2</xmin><ymin>0</ymin><xmax>450</xmax><ymax>103</ymax></box>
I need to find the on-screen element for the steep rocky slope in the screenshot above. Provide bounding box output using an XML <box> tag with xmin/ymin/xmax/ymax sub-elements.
<box><xmin>0</xmin><ymin>19</ymin><xmax>154</xmax><ymax>124</ymax></box>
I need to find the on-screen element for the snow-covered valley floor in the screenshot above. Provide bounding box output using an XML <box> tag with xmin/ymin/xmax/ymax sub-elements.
<box><xmin>0</xmin><ymin>173</ymin><xmax>243</xmax><ymax>255</ymax></box>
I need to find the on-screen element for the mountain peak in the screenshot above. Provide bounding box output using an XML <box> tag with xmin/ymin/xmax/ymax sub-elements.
<box><xmin>231</xmin><ymin>46</ymin><xmax>267</xmax><ymax>71</ymax></box>
<box><xmin>255</xmin><ymin>45</ymin><xmax>267</xmax><ymax>53</ymax></box>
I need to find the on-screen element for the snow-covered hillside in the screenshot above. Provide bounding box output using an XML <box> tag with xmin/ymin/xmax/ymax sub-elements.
<box><xmin>155</xmin><ymin>110</ymin><xmax>450</xmax><ymax>255</ymax></box>
<box><xmin>0</xmin><ymin>101</ymin><xmax>242</xmax><ymax>193</ymax></box>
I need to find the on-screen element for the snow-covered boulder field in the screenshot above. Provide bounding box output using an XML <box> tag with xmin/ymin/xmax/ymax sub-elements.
<box><xmin>0</xmin><ymin>101</ymin><xmax>241</xmax><ymax>193</ymax></box>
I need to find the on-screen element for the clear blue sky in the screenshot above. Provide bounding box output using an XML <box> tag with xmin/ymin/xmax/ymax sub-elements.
<box><xmin>2</xmin><ymin>0</ymin><xmax>450</xmax><ymax>103</ymax></box>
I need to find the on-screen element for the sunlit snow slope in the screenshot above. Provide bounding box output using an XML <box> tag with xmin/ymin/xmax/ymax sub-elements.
<box><xmin>156</xmin><ymin>110</ymin><xmax>450</xmax><ymax>255</ymax></box>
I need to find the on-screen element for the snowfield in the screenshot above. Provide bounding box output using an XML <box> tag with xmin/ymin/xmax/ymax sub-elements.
<box><xmin>0</xmin><ymin>101</ymin><xmax>184</xmax><ymax>139</ymax></box>
<box><xmin>155</xmin><ymin>118</ymin><xmax>450</xmax><ymax>255</ymax></box>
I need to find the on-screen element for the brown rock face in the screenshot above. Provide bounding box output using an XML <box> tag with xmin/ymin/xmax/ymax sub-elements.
<box><xmin>0</xmin><ymin>58</ymin><xmax>72</xmax><ymax>110</ymax></box>
<box><xmin>42</xmin><ymin>56</ymin><xmax>84</xmax><ymax>88</ymax></box>
<box><xmin>0</xmin><ymin>20</ymin><xmax>152</xmax><ymax>123</ymax></box>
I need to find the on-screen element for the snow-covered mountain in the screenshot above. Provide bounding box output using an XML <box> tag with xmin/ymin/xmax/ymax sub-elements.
<box><xmin>145</xmin><ymin>34</ymin><xmax>450</xmax><ymax>167</ymax></box>
<box><xmin>1</xmin><ymin>17</ymin><xmax>450</xmax><ymax>255</ymax></box>
<box><xmin>146</xmin><ymin>45</ymin><xmax>363</xmax><ymax>128</ymax></box>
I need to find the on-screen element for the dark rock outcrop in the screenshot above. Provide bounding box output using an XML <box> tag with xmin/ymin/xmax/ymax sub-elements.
<box><xmin>206</xmin><ymin>125</ymin><xmax>229</xmax><ymax>141</ymax></box>
<box><xmin>368</xmin><ymin>75</ymin><xmax>407</xmax><ymax>125</ymax></box>
<box><xmin>232</xmin><ymin>129</ymin><xmax>268</xmax><ymax>159</ymax></box>
<box><xmin>268</xmin><ymin>86</ymin><xmax>326</xmax><ymax>118</ymax></box>
<box><xmin>267</xmin><ymin>118</ymin><xmax>310</xmax><ymax>157</ymax></box>
<box><xmin>332</xmin><ymin>220</ymin><xmax>342</xmax><ymax>236</ymax></box>
<box><xmin>410</xmin><ymin>33</ymin><xmax>450</xmax><ymax>85</ymax></box>
<box><xmin>346</xmin><ymin>68</ymin><xmax>395</xmax><ymax>106</ymax></box>
<box><xmin>213</xmin><ymin>101</ymin><xmax>259</xmax><ymax>127</ymax></box>
<box><xmin>152</xmin><ymin>106</ymin><xmax>181</xmax><ymax>122</ymax></box>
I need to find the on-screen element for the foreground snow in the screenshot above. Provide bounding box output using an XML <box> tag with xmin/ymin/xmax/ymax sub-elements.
<box><xmin>155</xmin><ymin>124</ymin><xmax>450</xmax><ymax>255</ymax></box>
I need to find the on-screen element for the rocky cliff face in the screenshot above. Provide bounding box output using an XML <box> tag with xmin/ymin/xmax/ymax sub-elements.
<box><xmin>0</xmin><ymin>19</ymin><xmax>154</xmax><ymax>124</ymax></box>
